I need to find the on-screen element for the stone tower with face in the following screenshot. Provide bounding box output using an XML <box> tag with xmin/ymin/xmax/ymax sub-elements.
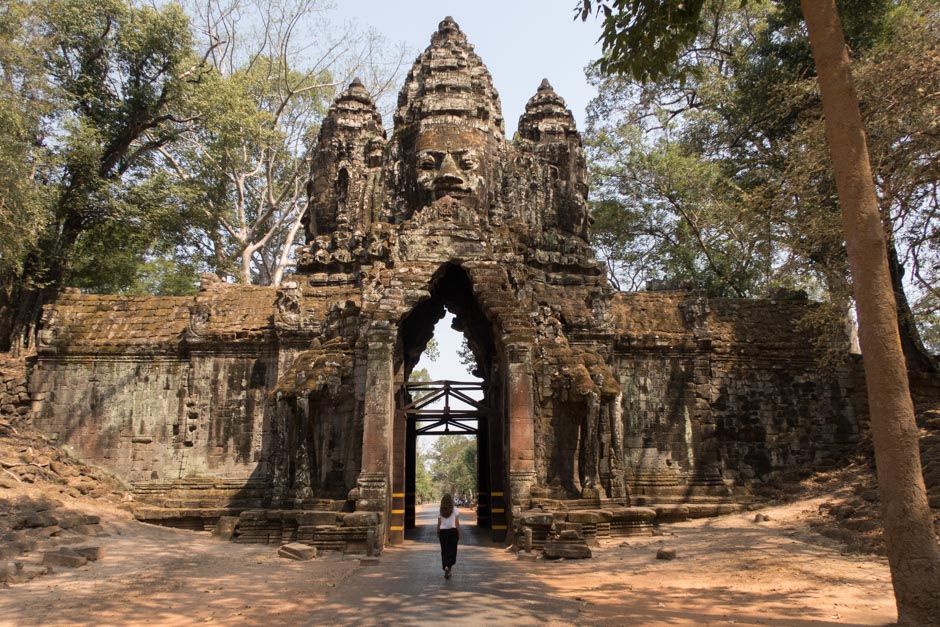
<box><xmin>302</xmin><ymin>16</ymin><xmax>592</xmax><ymax>250</ymax></box>
<box><xmin>293</xmin><ymin>16</ymin><xmax>615</xmax><ymax>520</ymax></box>
<box><xmin>391</xmin><ymin>16</ymin><xmax>506</xmax><ymax>218</ymax></box>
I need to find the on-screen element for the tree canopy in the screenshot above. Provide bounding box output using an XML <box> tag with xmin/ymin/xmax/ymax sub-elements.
<box><xmin>0</xmin><ymin>0</ymin><xmax>406</xmax><ymax>353</ymax></box>
<box><xmin>583</xmin><ymin>0</ymin><xmax>939</xmax><ymax>359</ymax></box>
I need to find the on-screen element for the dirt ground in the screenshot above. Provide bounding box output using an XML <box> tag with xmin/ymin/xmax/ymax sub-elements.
<box><xmin>0</xmin><ymin>425</ymin><xmax>936</xmax><ymax>626</ymax></box>
<box><xmin>0</xmin><ymin>475</ymin><xmax>901</xmax><ymax>625</ymax></box>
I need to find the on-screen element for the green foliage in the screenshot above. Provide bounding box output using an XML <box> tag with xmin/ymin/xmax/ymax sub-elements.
<box><xmin>457</xmin><ymin>338</ymin><xmax>477</xmax><ymax>376</ymax></box>
<box><xmin>424</xmin><ymin>337</ymin><xmax>440</xmax><ymax>362</ymax></box>
<box><xmin>410</xmin><ymin>367</ymin><xmax>432</xmax><ymax>383</ymax></box>
<box><xmin>578</xmin><ymin>0</ymin><xmax>891</xmax><ymax>82</ymax></box>
<box><xmin>153</xmin><ymin>0</ymin><xmax>407</xmax><ymax>286</ymax></box>
<box><xmin>426</xmin><ymin>435</ymin><xmax>477</xmax><ymax>502</ymax></box>
<box><xmin>0</xmin><ymin>0</ymin><xmax>51</xmax><ymax>278</ymax></box>
<box><xmin>0</xmin><ymin>0</ymin><xmax>199</xmax><ymax>305</ymax></box>
<box><xmin>166</xmin><ymin>50</ymin><xmax>333</xmax><ymax>281</ymax></box>
<box><xmin>589</xmin><ymin>118</ymin><xmax>775</xmax><ymax>295</ymax></box>
<box><xmin>414</xmin><ymin>448</ymin><xmax>435</xmax><ymax>504</ymax></box>
<box><xmin>578</xmin><ymin>0</ymin><xmax>706</xmax><ymax>81</ymax></box>
<box><xmin>0</xmin><ymin>0</ymin><xmax>407</xmax><ymax>341</ymax></box>
<box><xmin>583</xmin><ymin>0</ymin><xmax>939</xmax><ymax>350</ymax></box>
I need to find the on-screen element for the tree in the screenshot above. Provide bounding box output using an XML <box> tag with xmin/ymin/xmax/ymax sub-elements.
<box><xmin>424</xmin><ymin>337</ymin><xmax>440</xmax><ymax>362</ymax></box>
<box><xmin>585</xmin><ymin>0</ymin><xmax>939</xmax><ymax>365</ymax></box>
<box><xmin>587</xmin><ymin>117</ymin><xmax>776</xmax><ymax>296</ymax></box>
<box><xmin>156</xmin><ymin>0</ymin><xmax>407</xmax><ymax>286</ymax></box>
<box><xmin>428</xmin><ymin>435</ymin><xmax>477</xmax><ymax>502</ymax></box>
<box><xmin>800</xmin><ymin>3</ymin><xmax>940</xmax><ymax>621</ymax></box>
<box><xmin>0</xmin><ymin>0</ymin><xmax>409</xmax><ymax>352</ymax></box>
<box><xmin>0</xmin><ymin>1</ymin><xmax>50</xmax><ymax>287</ymax></box>
<box><xmin>414</xmin><ymin>448</ymin><xmax>435</xmax><ymax>504</ymax></box>
<box><xmin>578</xmin><ymin>1</ymin><xmax>940</xmax><ymax>621</ymax></box>
<box><xmin>584</xmin><ymin>1</ymin><xmax>830</xmax><ymax>298</ymax></box>
<box><xmin>0</xmin><ymin>0</ymin><xmax>200</xmax><ymax>353</ymax></box>
<box><xmin>457</xmin><ymin>338</ymin><xmax>478</xmax><ymax>377</ymax></box>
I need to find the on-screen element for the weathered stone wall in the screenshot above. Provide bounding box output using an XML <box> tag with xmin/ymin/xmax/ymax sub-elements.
<box><xmin>608</xmin><ymin>291</ymin><xmax>863</xmax><ymax>495</ymax></box>
<box><xmin>0</xmin><ymin>355</ymin><xmax>30</xmax><ymax>426</ymax></box>
<box><xmin>30</xmin><ymin>286</ymin><xmax>284</xmax><ymax>493</ymax></box>
<box><xmin>38</xmin><ymin>360</ymin><xmax>163</xmax><ymax>477</ymax></box>
<box><xmin>25</xmin><ymin>18</ymin><xmax>869</xmax><ymax>543</ymax></box>
<box><xmin>31</xmin><ymin>352</ymin><xmax>279</xmax><ymax>484</ymax></box>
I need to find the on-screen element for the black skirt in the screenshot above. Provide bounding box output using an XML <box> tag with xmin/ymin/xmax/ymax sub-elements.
<box><xmin>439</xmin><ymin>528</ymin><xmax>459</xmax><ymax>568</ymax></box>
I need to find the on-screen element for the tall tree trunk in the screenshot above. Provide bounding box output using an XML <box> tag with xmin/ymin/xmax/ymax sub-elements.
<box><xmin>884</xmin><ymin>228</ymin><xmax>936</xmax><ymax>373</ymax></box>
<box><xmin>2</xmin><ymin>208</ymin><xmax>82</xmax><ymax>355</ymax></box>
<box><xmin>6</xmin><ymin>254</ymin><xmax>69</xmax><ymax>357</ymax></box>
<box><xmin>800</xmin><ymin>2</ymin><xmax>940</xmax><ymax>624</ymax></box>
<box><xmin>0</xmin><ymin>275</ymin><xmax>15</xmax><ymax>353</ymax></box>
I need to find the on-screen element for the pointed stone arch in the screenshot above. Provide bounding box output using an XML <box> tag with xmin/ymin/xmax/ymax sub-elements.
<box><xmin>389</xmin><ymin>263</ymin><xmax>506</xmax><ymax>542</ymax></box>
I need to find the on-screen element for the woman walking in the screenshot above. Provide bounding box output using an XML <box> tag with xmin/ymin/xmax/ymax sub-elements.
<box><xmin>437</xmin><ymin>493</ymin><xmax>460</xmax><ymax>579</ymax></box>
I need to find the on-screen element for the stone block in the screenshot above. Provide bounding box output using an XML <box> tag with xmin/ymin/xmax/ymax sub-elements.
<box><xmin>8</xmin><ymin>538</ymin><xmax>37</xmax><ymax>557</ymax></box>
<box><xmin>656</xmin><ymin>547</ymin><xmax>677</xmax><ymax>560</ymax></box>
<box><xmin>550</xmin><ymin>511</ymin><xmax>569</xmax><ymax>525</ymax></box>
<box><xmin>295</xmin><ymin>511</ymin><xmax>340</xmax><ymax>526</ymax></box>
<box><xmin>359</xmin><ymin>556</ymin><xmax>381</xmax><ymax>567</ymax></box>
<box><xmin>566</xmin><ymin>511</ymin><xmax>600</xmax><ymax>524</ymax></box>
<box><xmin>609</xmin><ymin>507</ymin><xmax>657</xmax><ymax>523</ymax></box>
<box><xmin>74</xmin><ymin>546</ymin><xmax>105</xmax><ymax>561</ymax></box>
<box><xmin>0</xmin><ymin>561</ymin><xmax>17</xmax><ymax>583</ymax></box>
<box><xmin>16</xmin><ymin>564</ymin><xmax>50</xmax><ymax>582</ymax></box>
<box><xmin>43</xmin><ymin>549</ymin><xmax>88</xmax><ymax>568</ymax></box>
<box><xmin>278</xmin><ymin>543</ymin><xmax>318</xmax><ymax>561</ymax></box>
<box><xmin>543</xmin><ymin>542</ymin><xmax>592</xmax><ymax>559</ymax></box>
<box><xmin>212</xmin><ymin>516</ymin><xmax>239</xmax><ymax>540</ymax></box>
<box><xmin>580</xmin><ymin>486</ymin><xmax>606</xmax><ymax>500</ymax></box>
<box><xmin>54</xmin><ymin>511</ymin><xmax>87</xmax><ymax>530</ymax></box>
<box><xmin>653</xmin><ymin>505</ymin><xmax>690</xmax><ymax>522</ymax></box>
<box><xmin>33</xmin><ymin>497</ymin><xmax>64</xmax><ymax>512</ymax></box>
<box><xmin>15</xmin><ymin>512</ymin><xmax>58</xmax><ymax>529</ymax></box>
<box><xmin>341</xmin><ymin>512</ymin><xmax>378</xmax><ymax>528</ymax></box>
<box><xmin>517</xmin><ymin>511</ymin><xmax>554</xmax><ymax>527</ymax></box>
<box><xmin>71</xmin><ymin>523</ymin><xmax>104</xmax><ymax>536</ymax></box>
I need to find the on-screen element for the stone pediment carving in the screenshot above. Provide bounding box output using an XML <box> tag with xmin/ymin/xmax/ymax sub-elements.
<box><xmin>185</xmin><ymin>302</ymin><xmax>211</xmax><ymax>341</ymax></box>
<box><xmin>408</xmin><ymin>196</ymin><xmax>484</xmax><ymax>229</ymax></box>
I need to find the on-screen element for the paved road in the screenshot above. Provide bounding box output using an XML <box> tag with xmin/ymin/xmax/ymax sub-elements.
<box><xmin>313</xmin><ymin>505</ymin><xmax>585</xmax><ymax>626</ymax></box>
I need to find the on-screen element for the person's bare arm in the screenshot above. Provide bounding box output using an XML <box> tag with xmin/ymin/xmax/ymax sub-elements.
<box><xmin>455</xmin><ymin>513</ymin><xmax>461</xmax><ymax>541</ymax></box>
<box><xmin>437</xmin><ymin>516</ymin><xmax>441</xmax><ymax>536</ymax></box>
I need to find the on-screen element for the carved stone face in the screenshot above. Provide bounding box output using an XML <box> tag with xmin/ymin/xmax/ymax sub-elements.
<box><xmin>409</xmin><ymin>124</ymin><xmax>491</xmax><ymax>209</ymax></box>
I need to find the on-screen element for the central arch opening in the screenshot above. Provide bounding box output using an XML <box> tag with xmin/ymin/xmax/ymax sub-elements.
<box><xmin>392</xmin><ymin>264</ymin><xmax>507</xmax><ymax>544</ymax></box>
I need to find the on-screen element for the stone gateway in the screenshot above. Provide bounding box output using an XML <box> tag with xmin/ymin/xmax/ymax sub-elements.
<box><xmin>30</xmin><ymin>18</ymin><xmax>862</xmax><ymax>548</ymax></box>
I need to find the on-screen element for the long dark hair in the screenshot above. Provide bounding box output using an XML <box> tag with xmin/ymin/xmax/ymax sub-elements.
<box><xmin>440</xmin><ymin>493</ymin><xmax>454</xmax><ymax>518</ymax></box>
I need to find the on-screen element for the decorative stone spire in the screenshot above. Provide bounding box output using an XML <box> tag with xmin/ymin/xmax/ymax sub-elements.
<box><xmin>518</xmin><ymin>78</ymin><xmax>578</xmax><ymax>143</ymax></box>
<box><xmin>318</xmin><ymin>78</ymin><xmax>384</xmax><ymax>140</ymax></box>
<box><xmin>517</xmin><ymin>79</ymin><xmax>589</xmax><ymax>239</ymax></box>
<box><xmin>394</xmin><ymin>16</ymin><xmax>505</xmax><ymax>139</ymax></box>
<box><xmin>305</xmin><ymin>78</ymin><xmax>386</xmax><ymax>238</ymax></box>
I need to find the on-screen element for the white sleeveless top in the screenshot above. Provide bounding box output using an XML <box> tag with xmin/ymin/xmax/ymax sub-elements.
<box><xmin>439</xmin><ymin>509</ymin><xmax>459</xmax><ymax>530</ymax></box>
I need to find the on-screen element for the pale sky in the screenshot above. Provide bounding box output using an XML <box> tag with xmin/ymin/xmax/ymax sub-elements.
<box><xmin>332</xmin><ymin>0</ymin><xmax>604</xmax><ymax>137</ymax></box>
